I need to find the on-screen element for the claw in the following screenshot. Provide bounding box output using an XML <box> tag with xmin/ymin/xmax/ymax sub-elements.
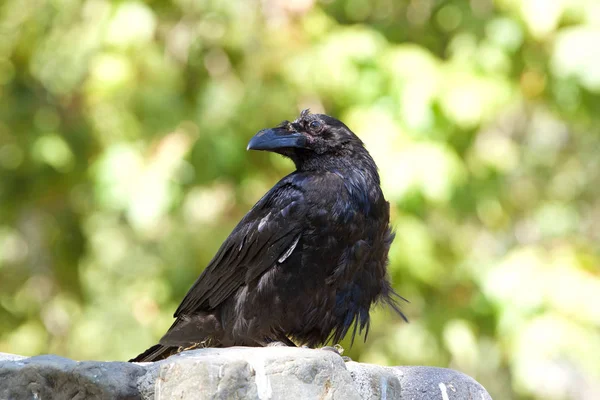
<box><xmin>320</xmin><ymin>344</ymin><xmax>344</xmax><ymax>355</ymax></box>
<box><xmin>319</xmin><ymin>344</ymin><xmax>352</xmax><ymax>362</ymax></box>
<box><xmin>177</xmin><ymin>343</ymin><xmax>201</xmax><ymax>354</ymax></box>
<box><xmin>320</xmin><ymin>345</ymin><xmax>341</xmax><ymax>355</ymax></box>
<box><xmin>266</xmin><ymin>341</ymin><xmax>289</xmax><ymax>347</ymax></box>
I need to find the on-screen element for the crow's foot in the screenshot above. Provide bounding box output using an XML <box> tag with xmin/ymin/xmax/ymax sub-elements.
<box><xmin>176</xmin><ymin>343</ymin><xmax>201</xmax><ymax>354</ymax></box>
<box><xmin>320</xmin><ymin>344</ymin><xmax>351</xmax><ymax>362</ymax></box>
<box><xmin>266</xmin><ymin>341</ymin><xmax>289</xmax><ymax>347</ymax></box>
<box><xmin>321</xmin><ymin>344</ymin><xmax>344</xmax><ymax>355</ymax></box>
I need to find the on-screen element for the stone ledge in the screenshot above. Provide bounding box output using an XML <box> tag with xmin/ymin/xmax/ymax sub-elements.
<box><xmin>0</xmin><ymin>348</ymin><xmax>492</xmax><ymax>399</ymax></box>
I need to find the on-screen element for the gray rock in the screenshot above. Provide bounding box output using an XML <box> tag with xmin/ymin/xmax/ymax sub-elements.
<box><xmin>0</xmin><ymin>355</ymin><xmax>146</xmax><ymax>400</ymax></box>
<box><xmin>0</xmin><ymin>352</ymin><xmax>25</xmax><ymax>362</ymax></box>
<box><xmin>394</xmin><ymin>366</ymin><xmax>493</xmax><ymax>400</ymax></box>
<box><xmin>346</xmin><ymin>361</ymin><xmax>403</xmax><ymax>399</ymax></box>
<box><xmin>0</xmin><ymin>347</ymin><xmax>493</xmax><ymax>399</ymax></box>
<box><xmin>152</xmin><ymin>347</ymin><xmax>360</xmax><ymax>400</ymax></box>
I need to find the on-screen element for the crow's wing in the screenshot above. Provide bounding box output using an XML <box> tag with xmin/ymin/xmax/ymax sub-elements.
<box><xmin>174</xmin><ymin>174</ymin><xmax>307</xmax><ymax>317</ymax></box>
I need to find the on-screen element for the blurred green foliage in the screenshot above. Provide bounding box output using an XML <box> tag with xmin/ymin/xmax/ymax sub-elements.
<box><xmin>1</xmin><ymin>0</ymin><xmax>600</xmax><ymax>398</ymax></box>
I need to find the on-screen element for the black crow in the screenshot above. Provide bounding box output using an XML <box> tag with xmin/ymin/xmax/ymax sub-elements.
<box><xmin>131</xmin><ymin>110</ymin><xmax>406</xmax><ymax>362</ymax></box>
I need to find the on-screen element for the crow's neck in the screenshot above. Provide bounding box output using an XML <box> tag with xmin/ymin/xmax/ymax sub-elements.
<box><xmin>294</xmin><ymin>150</ymin><xmax>380</xmax><ymax>185</ymax></box>
<box><xmin>297</xmin><ymin>151</ymin><xmax>383</xmax><ymax>216</ymax></box>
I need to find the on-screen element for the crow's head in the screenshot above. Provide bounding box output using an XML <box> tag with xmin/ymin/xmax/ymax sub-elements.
<box><xmin>247</xmin><ymin>110</ymin><xmax>366</xmax><ymax>168</ymax></box>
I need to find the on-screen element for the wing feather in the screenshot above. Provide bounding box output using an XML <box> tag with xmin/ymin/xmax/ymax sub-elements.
<box><xmin>174</xmin><ymin>175</ymin><xmax>307</xmax><ymax>317</ymax></box>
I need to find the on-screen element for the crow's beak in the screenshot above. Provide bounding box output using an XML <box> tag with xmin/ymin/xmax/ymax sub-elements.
<box><xmin>247</xmin><ymin>128</ymin><xmax>308</xmax><ymax>151</ymax></box>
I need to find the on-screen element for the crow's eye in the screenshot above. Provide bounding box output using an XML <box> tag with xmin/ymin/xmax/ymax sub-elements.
<box><xmin>309</xmin><ymin>120</ymin><xmax>322</xmax><ymax>130</ymax></box>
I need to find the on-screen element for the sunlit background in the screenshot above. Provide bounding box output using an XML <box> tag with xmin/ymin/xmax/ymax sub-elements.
<box><xmin>1</xmin><ymin>0</ymin><xmax>600</xmax><ymax>398</ymax></box>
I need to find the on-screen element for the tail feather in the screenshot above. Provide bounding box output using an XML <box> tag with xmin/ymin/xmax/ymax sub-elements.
<box><xmin>129</xmin><ymin>344</ymin><xmax>178</xmax><ymax>362</ymax></box>
<box><xmin>384</xmin><ymin>284</ymin><xmax>409</xmax><ymax>323</ymax></box>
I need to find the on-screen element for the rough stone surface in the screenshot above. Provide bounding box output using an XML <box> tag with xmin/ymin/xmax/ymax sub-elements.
<box><xmin>346</xmin><ymin>361</ymin><xmax>403</xmax><ymax>399</ymax></box>
<box><xmin>394</xmin><ymin>366</ymin><xmax>493</xmax><ymax>400</ymax></box>
<box><xmin>0</xmin><ymin>347</ymin><xmax>493</xmax><ymax>399</ymax></box>
<box><xmin>0</xmin><ymin>355</ymin><xmax>146</xmax><ymax>400</ymax></box>
<box><xmin>0</xmin><ymin>352</ymin><xmax>25</xmax><ymax>362</ymax></box>
<box><xmin>153</xmin><ymin>347</ymin><xmax>360</xmax><ymax>400</ymax></box>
